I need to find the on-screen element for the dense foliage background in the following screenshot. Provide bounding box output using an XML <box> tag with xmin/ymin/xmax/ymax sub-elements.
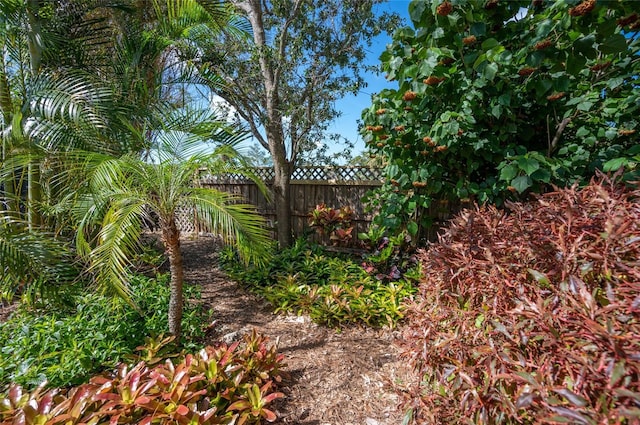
<box><xmin>0</xmin><ymin>274</ymin><xmax>207</xmax><ymax>390</ymax></box>
<box><xmin>362</xmin><ymin>0</ymin><xmax>639</xmax><ymax>239</ymax></box>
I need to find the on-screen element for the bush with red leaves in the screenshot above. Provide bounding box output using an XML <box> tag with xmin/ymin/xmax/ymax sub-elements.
<box><xmin>0</xmin><ymin>331</ymin><xmax>285</xmax><ymax>425</ymax></box>
<box><xmin>399</xmin><ymin>175</ymin><xmax>640</xmax><ymax>424</ymax></box>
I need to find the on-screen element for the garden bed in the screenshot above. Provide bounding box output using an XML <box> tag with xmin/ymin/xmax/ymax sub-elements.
<box><xmin>180</xmin><ymin>236</ymin><xmax>413</xmax><ymax>425</ymax></box>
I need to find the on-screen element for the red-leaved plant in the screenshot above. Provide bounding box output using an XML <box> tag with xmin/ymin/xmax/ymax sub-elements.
<box><xmin>399</xmin><ymin>174</ymin><xmax>640</xmax><ymax>424</ymax></box>
<box><xmin>308</xmin><ymin>203</ymin><xmax>354</xmax><ymax>246</ymax></box>
<box><xmin>0</xmin><ymin>330</ymin><xmax>285</xmax><ymax>425</ymax></box>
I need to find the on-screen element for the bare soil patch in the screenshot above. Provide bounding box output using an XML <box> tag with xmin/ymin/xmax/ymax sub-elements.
<box><xmin>180</xmin><ymin>236</ymin><xmax>413</xmax><ymax>425</ymax></box>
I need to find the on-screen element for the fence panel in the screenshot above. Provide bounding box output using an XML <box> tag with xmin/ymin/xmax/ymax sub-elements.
<box><xmin>180</xmin><ymin>166</ymin><xmax>466</xmax><ymax>244</ymax></box>
<box><xmin>197</xmin><ymin>166</ymin><xmax>383</xmax><ymax>244</ymax></box>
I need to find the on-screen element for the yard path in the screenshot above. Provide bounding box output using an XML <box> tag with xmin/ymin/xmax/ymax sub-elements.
<box><xmin>179</xmin><ymin>236</ymin><xmax>412</xmax><ymax>425</ymax></box>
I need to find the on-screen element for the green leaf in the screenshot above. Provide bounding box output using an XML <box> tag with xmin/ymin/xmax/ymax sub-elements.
<box><xmin>576</xmin><ymin>127</ymin><xmax>590</xmax><ymax>137</ymax></box>
<box><xmin>527</xmin><ymin>269</ymin><xmax>550</xmax><ymax>286</ymax></box>
<box><xmin>566</xmin><ymin>53</ymin><xmax>587</xmax><ymax>76</ymax></box>
<box><xmin>552</xmin><ymin>388</ymin><xmax>588</xmax><ymax>408</ymax></box>
<box><xmin>573</xmin><ymin>35</ymin><xmax>597</xmax><ymax>59</ymax></box>
<box><xmin>432</xmin><ymin>27</ymin><xmax>445</xmax><ymax>39</ymax></box>
<box><xmin>530</xmin><ymin>168</ymin><xmax>551</xmax><ymax>183</ymax></box>
<box><xmin>602</xmin><ymin>157</ymin><xmax>628</xmax><ymax>172</ymax></box>
<box><xmin>419</xmin><ymin>55</ymin><xmax>439</xmax><ymax>77</ymax></box>
<box><xmin>481</xmin><ymin>38</ymin><xmax>499</xmax><ymax>50</ymax></box>
<box><xmin>498</xmin><ymin>93</ymin><xmax>511</xmax><ymax>107</ymax></box>
<box><xmin>483</xmin><ymin>63</ymin><xmax>498</xmax><ymax>81</ymax></box>
<box><xmin>444</xmin><ymin>121</ymin><xmax>460</xmax><ymax>135</ymax></box>
<box><xmin>535</xmin><ymin>79</ymin><xmax>553</xmax><ymax>96</ymax></box>
<box><xmin>499</xmin><ymin>164</ymin><xmax>518</xmax><ymax>181</ymax></box>
<box><xmin>511</xmin><ymin>175</ymin><xmax>532</xmax><ymax>193</ymax></box>
<box><xmin>627</xmin><ymin>145</ymin><xmax>640</xmax><ymax>155</ymax></box>
<box><xmin>536</xmin><ymin>19</ymin><xmax>554</xmax><ymax>38</ymax></box>
<box><xmin>553</xmin><ymin>75</ymin><xmax>570</xmax><ymax>92</ymax></box>
<box><xmin>491</xmin><ymin>104</ymin><xmax>502</xmax><ymax>118</ymax></box>
<box><xmin>407</xmin><ymin>221</ymin><xmax>418</xmax><ymax>236</ymax></box>
<box><xmin>517</xmin><ymin>157</ymin><xmax>540</xmax><ymax>175</ymax></box>
<box><xmin>389</xmin><ymin>57</ymin><xmax>403</xmax><ymax>71</ymax></box>
<box><xmin>610</xmin><ymin>361</ymin><xmax>626</xmax><ymax>388</ymax></box>
<box><xmin>471</xmin><ymin>22</ymin><xmax>486</xmax><ymax>37</ymax></box>
<box><xmin>576</xmin><ymin>101</ymin><xmax>594</xmax><ymax>112</ymax></box>
<box><xmin>605</xmin><ymin>128</ymin><xmax>618</xmax><ymax>140</ymax></box>
<box><xmin>600</xmin><ymin>34</ymin><xmax>627</xmax><ymax>55</ymax></box>
<box><xmin>402</xmin><ymin>408</ymin><xmax>414</xmax><ymax>425</ymax></box>
<box><xmin>409</xmin><ymin>1</ymin><xmax>426</xmax><ymax>24</ymax></box>
<box><xmin>526</xmin><ymin>51</ymin><xmax>545</xmax><ymax>67</ymax></box>
<box><xmin>388</xmin><ymin>164</ymin><xmax>400</xmax><ymax>178</ymax></box>
<box><xmin>608</xmin><ymin>77</ymin><xmax>624</xmax><ymax>89</ymax></box>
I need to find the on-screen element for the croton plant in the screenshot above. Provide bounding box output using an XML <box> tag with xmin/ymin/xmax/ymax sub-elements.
<box><xmin>0</xmin><ymin>331</ymin><xmax>285</xmax><ymax>425</ymax></box>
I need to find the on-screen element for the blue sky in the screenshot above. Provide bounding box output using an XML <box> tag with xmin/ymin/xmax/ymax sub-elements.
<box><xmin>328</xmin><ymin>0</ymin><xmax>412</xmax><ymax>160</ymax></box>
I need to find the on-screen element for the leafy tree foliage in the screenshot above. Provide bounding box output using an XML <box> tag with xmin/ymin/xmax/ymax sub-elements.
<box><xmin>362</xmin><ymin>0</ymin><xmax>640</xmax><ymax>240</ymax></box>
<box><xmin>195</xmin><ymin>0</ymin><xmax>399</xmax><ymax>247</ymax></box>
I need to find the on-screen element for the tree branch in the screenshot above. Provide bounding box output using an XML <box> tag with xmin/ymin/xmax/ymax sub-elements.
<box><xmin>548</xmin><ymin>117</ymin><xmax>571</xmax><ymax>157</ymax></box>
<box><xmin>223</xmin><ymin>93</ymin><xmax>268</xmax><ymax>150</ymax></box>
<box><xmin>273</xmin><ymin>0</ymin><xmax>304</xmax><ymax>91</ymax></box>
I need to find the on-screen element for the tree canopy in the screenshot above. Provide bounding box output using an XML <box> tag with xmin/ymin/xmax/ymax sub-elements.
<box><xmin>362</xmin><ymin>0</ymin><xmax>639</xmax><ymax>239</ymax></box>
<box><xmin>194</xmin><ymin>0</ymin><xmax>400</xmax><ymax>246</ymax></box>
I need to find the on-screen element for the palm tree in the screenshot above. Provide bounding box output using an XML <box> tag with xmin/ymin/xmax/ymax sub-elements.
<box><xmin>75</xmin><ymin>111</ymin><xmax>271</xmax><ymax>341</ymax></box>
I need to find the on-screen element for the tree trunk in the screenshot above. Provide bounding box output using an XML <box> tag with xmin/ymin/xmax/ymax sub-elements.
<box><xmin>26</xmin><ymin>0</ymin><xmax>43</xmax><ymax>75</ymax></box>
<box><xmin>272</xmin><ymin>157</ymin><xmax>292</xmax><ymax>247</ymax></box>
<box><xmin>25</xmin><ymin>0</ymin><xmax>42</xmax><ymax>226</ymax></box>
<box><xmin>0</xmin><ymin>42</ymin><xmax>17</xmax><ymax>216</ymax></box>
<box><xmin>161</xmin><ymin>217</ymin><xmax>184</xmax><ymax>341</ymax></box>
<box><xmin>27</xmin><ymin>163</ymin><xmax>41</xmax><ymax>229</ymax></box>
<box><xmin>236</xmin><ymin>0</ymin><xmax>294</xmax><ymax>247</ymax></box>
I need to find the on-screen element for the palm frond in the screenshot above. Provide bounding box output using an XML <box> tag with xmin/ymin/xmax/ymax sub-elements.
<box><xmin>197</xmin><ymin>0</ymin><xmax>252</xmax><ymax>38</ymax></box>
<box><xmin>0</xmin><ymin>214</ymin><xmax>77</xmax><ymax>301</ymax></box>
<box><xmin>23</xmin><ymin>70</ymin><xmax>123</xmax><ymax>154</ymax></box>
<box><xmin>76</xmin><ymin>188</ymin><xmax>147</xmax><ymax>305</ymax></box>
<box><xmin>189</xmin><ymin>187</ymin><xmax>271</xmax><ymax>266</ymax></box>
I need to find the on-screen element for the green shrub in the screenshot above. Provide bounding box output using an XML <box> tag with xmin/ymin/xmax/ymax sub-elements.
<box><xmin>400</xmin><ymin>175</ymin><xmax>640</xmax><ymax>423</ymax></box>
<box><xmin>362</xmin><ymin>0</ymin><xmax>640</xmax><ymax>240</ymax></box>
<box><xmin>220</xmin><ymin>239</ymin><xmax>417</xmax><ymax>327</ymax></box>
<box><xmin>0</xmin><ymin>274</ymin><xmax>207</xmax><ymax>391</ymax></box>
<box><xmin>0</xmin><ymin>331</ymin><xmax>284</xmax><ymax>424</ymax></box>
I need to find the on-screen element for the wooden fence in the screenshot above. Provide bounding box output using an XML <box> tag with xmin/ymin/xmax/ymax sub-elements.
<box><xmin>195</xmin><ymin>166</ymin><xmax>384</xmax><ymax>243</ymax></box>
<box><xmin>173</xmin><ymin>165</ymin><xmax>467</xmax><ymax>244</ymax></box>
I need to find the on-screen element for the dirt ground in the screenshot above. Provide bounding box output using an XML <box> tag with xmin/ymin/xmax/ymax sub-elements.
<box><xmin>180</xmin><ymin>236</ymin><xmax>414</xmax><ymax>425</ymax></box>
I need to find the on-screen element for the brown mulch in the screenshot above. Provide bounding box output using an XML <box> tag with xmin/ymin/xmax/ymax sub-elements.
<box><xmin>179</xmin><ymin>236</ymin><xmax>414</xmax><ymax>425</ymax></box>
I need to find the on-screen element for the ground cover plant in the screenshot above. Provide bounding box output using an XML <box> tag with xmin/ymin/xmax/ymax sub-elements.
<box><xmin>0</xmin><ymin>274</ymin><xmax>207</xmax><ymax>391</ymax></box>
<box><xmin>400</xmin><ymin>175</ymin><xmax>639</xmax><ymax>423</ymax></box>
<box><xmin>0</xmin><ymin>331</ymin><xmax>284</xmax><ymax>425</ymax></box>
<box><xmin>220</xmin><ymin>239</ymin><xmax>419</xmax><ymax>328</ymax></box>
